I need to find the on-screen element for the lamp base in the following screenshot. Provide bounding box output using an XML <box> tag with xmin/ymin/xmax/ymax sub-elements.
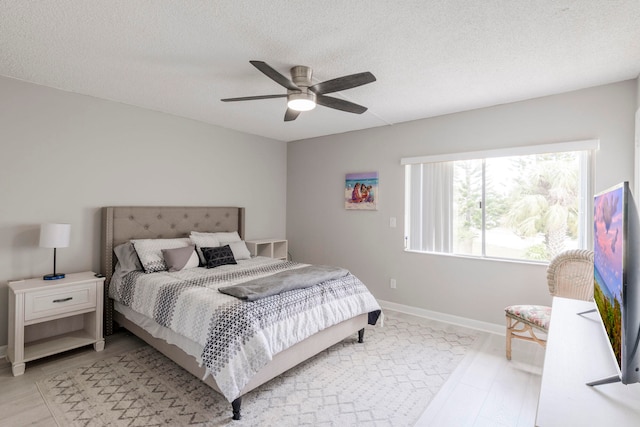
<box><xmin>43</xmin><ymin>273</ymin><xmax>65</xmax><ymax>280</ymax></box>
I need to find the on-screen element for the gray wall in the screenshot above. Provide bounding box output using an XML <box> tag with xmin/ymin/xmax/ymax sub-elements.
<box><xmin>636</xmin><ymin>80</ymin><xmax>640</xmax><ymax>191</ymax></box>
<box><xmin>287</xmin><ymin>79</ymin><xmax>638</xmax><ymax>327</ymax></box>
<box><xmin>0</xmin><ymin>76</ymin><xmax>287</xmax><ymax>347</ymax></box>
<box><xmin>1</xmin><ymin>75</ymin><xmax>636</xmax><ymax>349</ymax></box>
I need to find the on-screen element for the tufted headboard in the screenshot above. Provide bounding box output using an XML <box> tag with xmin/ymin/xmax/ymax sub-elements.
<box><xmin>100</xmin><ymin>206</ymin><xmax>245</xmax><ymax>334</ymax></box>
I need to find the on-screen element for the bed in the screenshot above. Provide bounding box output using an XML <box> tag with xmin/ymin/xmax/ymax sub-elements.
<box><xmin>100</xmin><ymin>206</ymin><xmax>381</xmax><ymax>421</ymax></box>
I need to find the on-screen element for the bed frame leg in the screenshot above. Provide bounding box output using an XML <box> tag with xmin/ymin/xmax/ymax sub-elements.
<box><xmin>232</xmin><ymin>397</ymin><xmax>242</xmax><ymax>420</ymax></box>
<box><xmin>358</xmin><ymin>328</ymin><xmax>365</xmax><ymax>343</ymax></box>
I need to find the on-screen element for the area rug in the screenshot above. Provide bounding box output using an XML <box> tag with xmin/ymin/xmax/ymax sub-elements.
<box><xmin>37</xmin><ymin>313</ymin><xmax>479</xmax><ymax>427</ymax></box>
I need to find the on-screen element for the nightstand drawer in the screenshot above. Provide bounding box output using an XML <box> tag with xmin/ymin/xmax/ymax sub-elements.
<box><xmin>24</xmin><ymin>283</ymin><xmax>97</xmax><ymax>322</ymax></box>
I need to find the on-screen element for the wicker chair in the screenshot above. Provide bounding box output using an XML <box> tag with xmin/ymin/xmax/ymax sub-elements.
<box><xmin>504</xmin><ymin>249</ymin><xmax>594</xmax><ymax>360</ymax></box>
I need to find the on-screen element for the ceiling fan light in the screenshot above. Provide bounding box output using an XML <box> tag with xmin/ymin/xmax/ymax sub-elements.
<box><xmin>287</xmin><ymin>92</ymin><xmax>316</xmax><ymax>111</ymax></box>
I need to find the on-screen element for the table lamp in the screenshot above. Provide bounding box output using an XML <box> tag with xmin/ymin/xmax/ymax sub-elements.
<box><xmin>39</xmin><ymin>223</ymin><xmax>71</xmax><ymax>280</ymax></box>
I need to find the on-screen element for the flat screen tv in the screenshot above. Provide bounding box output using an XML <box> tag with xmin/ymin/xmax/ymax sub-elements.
<box><xmin>591</xmin><ymin>181</ymin><xmax>640</xmax><ymax>386</ymax></box>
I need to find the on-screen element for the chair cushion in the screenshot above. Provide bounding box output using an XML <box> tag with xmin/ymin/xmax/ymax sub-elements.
<box><xmin>505</xmin><ymin>305</ymin><xmax>552</xmax><ymax>330</ymax></box>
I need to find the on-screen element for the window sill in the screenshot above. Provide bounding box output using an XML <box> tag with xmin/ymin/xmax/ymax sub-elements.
<box><xmin>403</xmin><ymin>248</ymin><xmax>549</xmax><ymax>266</ymax></box>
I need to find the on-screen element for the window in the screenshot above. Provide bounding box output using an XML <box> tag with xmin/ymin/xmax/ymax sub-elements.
<box><xmin>403</xmin><ymin>140</ymin><xmax>598</xmax><ymax>262</ymax></box>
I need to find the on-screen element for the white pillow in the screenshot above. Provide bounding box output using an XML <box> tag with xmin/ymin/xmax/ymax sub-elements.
<box><xmin>189</xmin><ymin>232</ymin><xmax>221</xmax><ymax>265</ymax></box>
<box><xmin>214</xmin><ymin>231</ymin><xmax>242</xmax><ymax>244</ymax></box>
<box><xmin>131</xmin><ymin>238</ymin><xmax>191</xmax><ymax>273</ymax></box>
<box><xmin>228</xmin><ymin>240</ymin><xmax>251</xmax><ymax>260</ymax></box>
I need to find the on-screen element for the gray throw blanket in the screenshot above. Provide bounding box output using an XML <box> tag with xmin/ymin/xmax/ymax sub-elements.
<box><xmin>219</xmin><ymin>264</ymin><xmax>349</xmax><ymax>301</ymax></box>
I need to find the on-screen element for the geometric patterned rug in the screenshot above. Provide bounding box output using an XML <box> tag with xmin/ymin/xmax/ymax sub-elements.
<box><xmin>36</xmin><ymin>313</ymin><xmax>479</xmax><ymax>427</ymax></box>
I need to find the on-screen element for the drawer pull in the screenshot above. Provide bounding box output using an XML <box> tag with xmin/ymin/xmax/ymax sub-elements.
<box><xmin>52</xmin><ymin>297</ymin><xmax>73</xmax><ymax>303</ymax></box>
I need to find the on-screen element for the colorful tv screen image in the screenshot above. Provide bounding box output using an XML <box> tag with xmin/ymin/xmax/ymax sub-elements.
<box><xmin>593</xmin><ymin>184</ymin><xmax>625</xmax><ymax>368</ymax></box>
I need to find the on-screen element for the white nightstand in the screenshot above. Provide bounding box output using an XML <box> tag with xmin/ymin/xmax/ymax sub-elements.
<box><xmin>7</xmin><ymin>271</ymin><xmax>105</xmax><ymax>376</ymax></box>
<box><xmin>246</xmin><ymin>239</ymin><xmax>288</xmax><ymax>260</ymax></box>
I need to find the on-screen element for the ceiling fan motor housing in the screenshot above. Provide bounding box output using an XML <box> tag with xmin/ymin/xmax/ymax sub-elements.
<box><xmin>287</xmin><ymin>66</ymin><xmax>316</xmax><ymax>111</ymax></box>
<box><xmin>290</xmin><ymin>66</ymin><xmax>313</xmax><ymax>87</ymax></box>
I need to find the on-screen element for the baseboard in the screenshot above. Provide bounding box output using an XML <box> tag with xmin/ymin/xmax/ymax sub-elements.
<box><xmin>0</xmin><ymin>345</ymin><xmax>6</xmax><ymax>360</ymax></box>
<box><xmin>377</xmin><ymin>299</ymin><xmax>504</xmax><ymax>335</ymax></box>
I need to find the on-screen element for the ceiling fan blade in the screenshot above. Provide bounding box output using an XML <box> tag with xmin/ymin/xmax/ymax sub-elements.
<box><xmin>316</xmin><ymin>95</ymin><xmax>368</xmax><ymax>114</ymax></box>
<box><xmin>250</xmin><ymin>60</ymin><xmax>299</xmax><ymax>91</ymax></box>
<box><xmin>221</xmin><ymin>94</ymin><xmax>287</xmax><ymax>102</ymax></box>
<box><xmin>309</xmin><ymin>72</ymin><xmax>376</xmax><ymax>95</ymax></box>
<box><xmin>284</xmin><ymin>108</ymin><xmax>301</xmax><ymax>122</ymax></box>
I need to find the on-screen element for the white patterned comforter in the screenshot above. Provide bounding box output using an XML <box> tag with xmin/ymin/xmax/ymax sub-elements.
<box><xmin>109</xmin><ymin>257</ymin><xmax>381</xmax><ymax>402</ymax></box>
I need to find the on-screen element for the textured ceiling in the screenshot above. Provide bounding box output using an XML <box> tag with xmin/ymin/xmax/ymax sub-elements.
<box><xmin>2</xmin><ymin>1</ymin><xmax>640</xmax><ymax>142</ymax></box>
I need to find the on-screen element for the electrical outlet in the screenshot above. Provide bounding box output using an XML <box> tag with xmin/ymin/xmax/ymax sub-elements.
<box><xmin>390</xmin><ymin>278</ymin><xmax>397</xmax><ymax>289</ymax></box>
<box><xmin>389</xmin><ymin>217</ymin><xmax>397</xmax><ymax>228</ymax></box>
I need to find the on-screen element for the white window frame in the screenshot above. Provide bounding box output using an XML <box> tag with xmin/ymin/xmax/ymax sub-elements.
<box><xmin>402</xmin><ymin>139</ymin><xmax>599</xmax><ymax>262</ymax></box>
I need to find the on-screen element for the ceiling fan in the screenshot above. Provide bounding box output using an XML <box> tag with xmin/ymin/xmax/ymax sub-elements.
<box><xmin>221</xmin><ymin>61</ymin><xmax>376</xmax><ymax>122</ymax></box>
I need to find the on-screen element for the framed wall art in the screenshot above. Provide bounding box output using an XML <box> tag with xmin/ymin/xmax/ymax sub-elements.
<box><xmin>345</xmin><ymin>172</ymin><xmax>378</xmax><ymax>210</ymax></box>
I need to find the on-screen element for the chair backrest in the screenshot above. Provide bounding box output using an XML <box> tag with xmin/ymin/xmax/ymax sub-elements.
<box><xmin>546</xmin><ymin>249</ymin><xmax>594</xmax><ymax>301</ymax></box>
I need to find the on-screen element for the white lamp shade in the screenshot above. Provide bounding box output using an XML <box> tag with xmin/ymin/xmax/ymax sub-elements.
<box><xmin>39</xmin><ymin>223</ymin><xmax>71</xmax><ymax>248</ymax></box>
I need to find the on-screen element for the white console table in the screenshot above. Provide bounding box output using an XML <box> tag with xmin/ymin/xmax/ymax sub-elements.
<box><xmin>536</xmin><ymin>297</ymin><xmax>640</xmax><ymax>426</ymax></box>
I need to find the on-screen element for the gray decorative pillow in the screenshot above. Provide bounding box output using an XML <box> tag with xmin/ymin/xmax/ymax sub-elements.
<box><xmin>202</xmin><ymin>245</ymin><xmax>237</xmax><ymax>269</ymax></box>
<box><xmin>162</xmin><ymin>245</ymin><xmax>199</xmax><ymax>272</ymax></box>
<box><xmin>131</xmin><ymin>238</ymin><xmax>191</xmax><ymax>273</ymax></box>
<box><xmin>113</xmin><ymin>242</ymin><xmax>143</xmax><ymax>273</ymax></box>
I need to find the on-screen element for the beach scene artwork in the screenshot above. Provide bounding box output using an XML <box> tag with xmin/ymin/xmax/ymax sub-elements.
<box><xmin>345</xmin><ymin>172</ymin><xmax>378</xmax><ymax>210</ymax></box>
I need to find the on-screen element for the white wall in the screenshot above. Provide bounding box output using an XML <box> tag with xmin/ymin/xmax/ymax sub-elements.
<box><xmin>0</xmin><ymin>76</ymin><xmax>287</xmax><ymax>347</ymax></box>
<box><xmin>287</xmin><ymin>80</ymin><xmax>638</xmax><ymax>328</ymax></box>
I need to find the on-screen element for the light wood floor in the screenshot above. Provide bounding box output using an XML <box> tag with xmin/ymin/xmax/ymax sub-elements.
<box><xmin>0</xmin><ymin>314</ymin><xmax>545</xmax><ymax>426</ymax></box>
<box><xmin>414</xmin><ymin>323</ymin><xmax>545</xmax><ymax>426</ymax></box>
